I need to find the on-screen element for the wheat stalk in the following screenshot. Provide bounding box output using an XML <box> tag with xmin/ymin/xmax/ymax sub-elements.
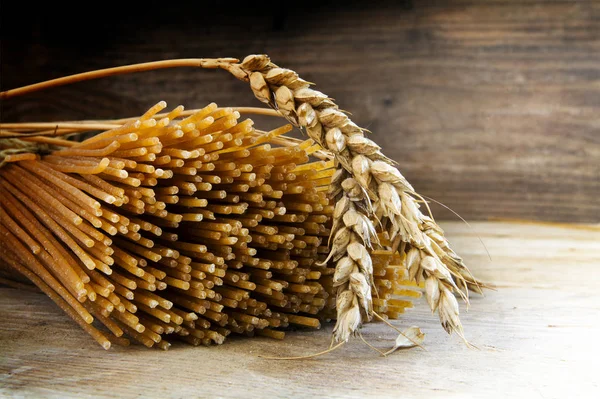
<box><xmin>220</xmin><ymin>54</ymin><xmax>484</xmax><ymax>343</ymax></box>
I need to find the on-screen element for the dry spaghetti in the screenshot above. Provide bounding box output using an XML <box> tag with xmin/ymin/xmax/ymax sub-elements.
<box><xmin>0</xmin><ymin>102</ymin><xmax>419</xmax><ymax>349</ymax></box>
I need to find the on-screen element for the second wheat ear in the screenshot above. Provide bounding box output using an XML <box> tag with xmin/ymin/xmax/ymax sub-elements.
<box><xmin>1</xmin><ymin>54</ymin><xmax>487</xmax><ymax>348</ymax></box>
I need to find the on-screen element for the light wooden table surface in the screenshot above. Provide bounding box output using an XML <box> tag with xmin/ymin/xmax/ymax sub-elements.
<box><xmin>1</xmin><ymin>221</ymin><xmax>598</xmax><ymax>398</ymax></box>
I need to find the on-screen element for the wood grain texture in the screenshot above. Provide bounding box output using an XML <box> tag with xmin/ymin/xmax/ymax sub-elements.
<box><xmin>1</xmin><ymin>1</ymin><xmax>599</xmax><ymax>223</ymax></box>
<box><xmin>1</xmin><ymin>221</ymin><xmax>599</xmax><ymax>398</ymax></box>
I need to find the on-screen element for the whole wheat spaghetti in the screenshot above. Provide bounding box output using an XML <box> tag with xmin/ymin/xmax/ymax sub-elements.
<box><xmin>0</xmin><ymin>55</ymin><xmax>485</xmax><ymax>351</ymax></box>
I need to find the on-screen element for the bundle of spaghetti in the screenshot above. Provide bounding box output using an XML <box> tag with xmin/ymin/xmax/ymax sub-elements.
<box><xmin>0</xmin><ymin>101</ymin><xmax>417</xmax><ymax>349</ymax></box>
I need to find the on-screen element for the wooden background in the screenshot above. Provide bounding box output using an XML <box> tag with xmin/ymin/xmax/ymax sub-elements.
<box><xmin>1</xmin><ymin>0</ymin><xmax>599</xmax><ymax>223</ymax></box>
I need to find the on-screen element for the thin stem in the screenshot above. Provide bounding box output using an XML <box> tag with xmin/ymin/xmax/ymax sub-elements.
<box><xmin>0</xmin><ymin>122</ymin><xmax>121</xmax><ymax>130</ymax></box>
<box><xmin>106</xmin><ymin>107</ymin><xmax>281</xmax><ymax>124</ymax></box>
<box><xmin>0</xmin><ymin>108</ymin><xmax>277</xmax><ymax>129</ymax></box>
<box><xmin>1</xmin><ymin>129</ymin><xmax>85</xmax><ymax>139</ymax></box>
<box><xmin>232</xmin><ymin>107</ymin><xmax>281</xmax><ymax>117</ymax></box>
<box><xmin>0</xmin><ymin>108</ymin><xmax>280</xmax><ymax>139</ymax></box>
<box><xmin>358</xmin><ymin>332</ymin><xmax>387</xmax><ymax>356</ymax></box>
<box><xmin>19</xmin><ymin>136</ymin><xmax>76</xmax><ymax>147</ymax></box>
<box><xmin>1</xmin><ymin>58</ymin><xmax>239</xmax><ymax>99</ymax></box>
<box><xmin>258</xmin><ymin>342</ymin><xmax>345</xmax><ymax>360</ymax></box>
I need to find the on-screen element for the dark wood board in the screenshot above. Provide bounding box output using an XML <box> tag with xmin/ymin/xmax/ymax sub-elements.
<box><xmin>1</xmin><ymin>1</ymin><xmax>599</xmax><ymax>222</ymax></box>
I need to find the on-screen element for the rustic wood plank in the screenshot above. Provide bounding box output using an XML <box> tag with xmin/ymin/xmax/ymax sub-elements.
<box><xmin>1</xmin><ymin>1</ymin><xmax>599</xmax><ymax>223</ymax></box>
<box><xmin>1</xmin><ymin>221</ymin><xmax>598</xmax><ymax>398</ymax></box>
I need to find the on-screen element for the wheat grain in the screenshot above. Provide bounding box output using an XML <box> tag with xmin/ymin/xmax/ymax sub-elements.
<box><xmin>229</xmin><ymin>54</ymin><xmax>483</xmax><ymax>343</ymax></box>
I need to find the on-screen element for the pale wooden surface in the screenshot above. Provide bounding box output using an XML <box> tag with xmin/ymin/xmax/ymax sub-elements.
<box><xmin>1</xmin><ymin>221</ymin><xmax>599</xmax><ymax>398</ymax></box>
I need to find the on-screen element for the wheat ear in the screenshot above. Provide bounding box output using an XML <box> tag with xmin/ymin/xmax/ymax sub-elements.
<box><xmin>223</xmin><ymin>54</ymin><xmax>484</xmax><ymax>343</ymax></box>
